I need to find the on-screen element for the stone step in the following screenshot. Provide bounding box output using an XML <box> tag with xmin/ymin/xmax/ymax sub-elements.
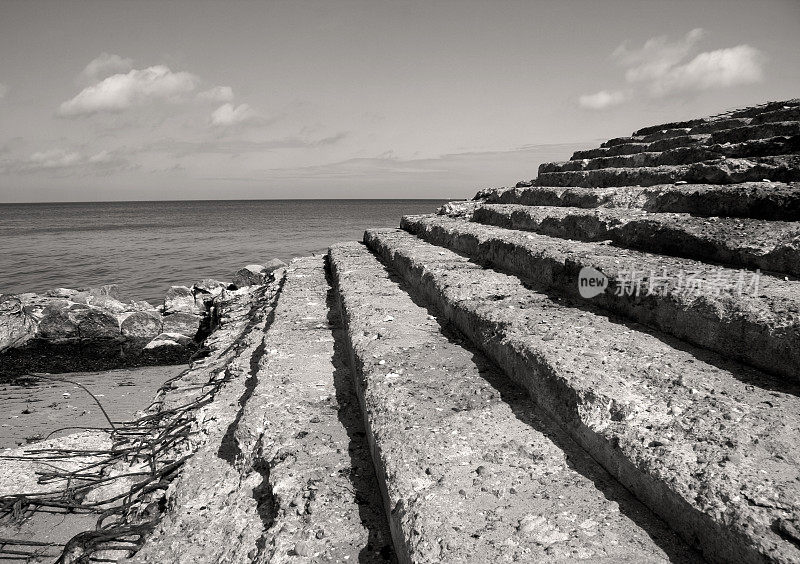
<box><xmin>471</xmin><ymin>204</ymin><xmax>800</xmax><ymax>277</ymax></box>
<box><xmin>728</xmin><ymin>99</ymin><xmax>800</xmax><ymax>119</ymax></box>
<box><xmin>400</xmin><ymin>214</ymin><xmax>800</xmax><ymax>382</ymax></box>
<box><xmin>329</xmin><ymin>242</ymin><xmax>699</xmax><ymax>563</ymax></box>
<box><xmin>364</xmin><ymin>227</ymin><xmax>800</xmax><ymax>564</ymax></box>
<box><xmin>536</xmin><ymin>155</ymin><xmax>800</xmax><ymax>188</ymax></box>
<box><xmin>476</xmin><ymin>183</ymin><xmax>800</xmax><ymax>220</ymax></box>
<box><xmin>133</xmin><ymin>257</ymin><xmax>394</xmax><ymax>563</ymax></box>
<box><xmin>546</xmin><ymin>136</ymin><xmax>800</xmax><ymax>173</ymax></box>
<box><xmin>751</xmin><ymin>107</ymin><xmax>800</xmax><ymax>125</ymax></box>
<box><xmin>709</xmin><ymin>122</ymin><xmax>800</xmax><ymax>145</ymax></box>
<box><xmin>572</xmin><ymin>135</ymin><xmax>709</xmax><ymax>160</ymax></box>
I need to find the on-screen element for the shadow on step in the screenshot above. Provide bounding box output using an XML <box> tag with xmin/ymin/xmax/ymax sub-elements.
<box><xmin>460</xmin><ymin>250</ymin><xmax>800</xmax><ymax>398</ymax></box>
<box><xmin>326</xmin><ymin>280</ymin><xmax>397</xmax><ymax>563</ymax></box>
<box><xmin>379</xmin><ymin>259</ymin><xmax>703</xmax><ymax>563</ymax></box>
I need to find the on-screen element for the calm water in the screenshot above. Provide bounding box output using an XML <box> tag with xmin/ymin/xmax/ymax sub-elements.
<box><xmin>0</xmin><ymin>199</ymin><xmax>447</xmax><ymax>304</ymax></box>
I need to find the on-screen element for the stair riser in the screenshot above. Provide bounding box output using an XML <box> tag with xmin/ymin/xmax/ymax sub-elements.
<box><xmin>536</xmin><ymin>157</ymin><xmax>800</xmax><ymax>188</ymax></box>
<box><xmin>472</xmin><ymin>206</ymin><xmax>800</xmax><ymax>277</ymax></box>
<box><xmin>547</xmin><ymin>137</ymin><xmax>800</xmax><ymax>173</ymax></box>
<box><xmin>401</xmin><ymin>217</ymin><xmax>800</xmax><ymax>382</ymax></box>
<box><xmin>364</xmin><ymin>230</ymin><xmax>777</xmax><ymax>564</ymax></box>
<box><xmin>480</xmin><ymin>184</ymin><xmax>800</xmax><ymax>220</ymax></box>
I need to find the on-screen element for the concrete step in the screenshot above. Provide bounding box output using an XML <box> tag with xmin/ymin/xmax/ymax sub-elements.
<box><xmin>400</xmin><ymin>214</ymin><xmax>800</xmax><ymax>382</ymax></box>
<box><xmin>364</xmin><ymin>227</ymin><xmax>800</xmax><ymax>564</ymax></box>
<box><xmin>476</xmin><ymin>182</ymin><xmax>800</xmax><ymax>220</ymax></box>
<box><xmin>546</xmin><ymin>136</ymin><xmax>800</xmax><ymax>173</ymax></box>
<box><xmin>133</xmin><ymin>257</ymin><xmax>395</xmax><ymax>563</ymax></box>
<box><xmin>471</xmin><ymin>204</ymin><xmax>800</xmax><ymax>277</ymax></box>
<box><xmin>329</xmin><ymin>242</ymin><xmax>699</xmax><ymax>563</ymax></box>
<box><xmin>728</xmin><ymin>99</ymin><xmax>800</xmax><ymax>120</ymax></box>
<box><xmin>572</xmin><ymin>135</ymin><xmax>709</xmax><ymax>160</ymax></box>
<box><xmin>535</xmin><ymin>155</ymin><xmax>800</xmax><ymax>188</ymax></box>
<box><xmin>709</xmin><ymin>122</ymin><xmax>800</xmax><ymax>145</ymax></box>
<box><xmin>751</xmin><ymin>107</ymin><xmax>800</xmax><ymax>125</ymax></box>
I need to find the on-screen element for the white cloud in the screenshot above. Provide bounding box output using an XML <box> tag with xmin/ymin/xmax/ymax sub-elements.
<box><xmin>649</xmin><ymin>44</ymin><xmax>763</xmax><ymax>96</ymax></box>
<box><xmin>578</xmin><ymin>89</ymin><xmax>631</xmax><ymax>110</ymax></box>
<box><xmin>79</xmin><ymin>53</ymin><xmax>134</xmax><ymax>84</ymax></box>
<box><xmin>198</xmin><ymin>85</ymin><xmax>234</xmax><ymax>103</ymax></box>
<box><xmin>614</xmin><ymin>28</ymin><xmax>705</xmax><ymax>84</ymax></box>
<box><xmin>210</xmin><ymin>103</ymin><xmax>256</xmax><ymax>126</ymax></box>
<box><xmin>579</xmin><ymin>28</ymin><xmax>765</xmax><ymax>109</ymax></box>
<box><xmin>59</xmin><ymin>65</ymin><xmax>200</xmax><ymax>117</ymax></box>
<box><xmin>1</xmin><ymin>148</ymin><xmax>129</xmax><ymax>174</ymax></box>
<box><xmin>29</xmin><ymin>149</ymin><xmax>83</xmax><ymax>169</ymax></box>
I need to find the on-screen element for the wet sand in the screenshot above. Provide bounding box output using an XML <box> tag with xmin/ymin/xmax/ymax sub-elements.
<box><xmin>0</xmin><ymin>365</ymin><xmax>186</xmax><ymax>450</ymax></box>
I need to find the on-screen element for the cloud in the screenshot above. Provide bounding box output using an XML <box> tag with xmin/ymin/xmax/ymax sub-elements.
<box><xmin>578</xmin><ymin>89</ymin><xmax>631</xmax><ymax>110</ymax></box>
<box><xmin>198</xmin><ymin>85</ymin><xmax>234</xmax><ymax>103</ymax></box>
<box><xmin>579</xmin><ymin>29</ymin><xmax>764</xmax><ymax>109</ymax></box>
<box><xmin>0</xmin><ymin>83</ymin><xmax>7</xmax><ymax>99</ymax></box>
<box><xmin>79</xmin><ymin>52</ymin><xmax>134</xmax><ymax>84</ymax></box>
<box><xmin>648</xmin><ymin>44</ymin><xmax>763</xmax><ymax>96</ymax></box>
<box><xmin>3</xmin><ymin>148</ymin><xmax>130</xmax><ymax>174</ymax></box>
<box><xmin>210</xmin><ymin>103</ymin><xmax>256</xmax><ymax>126</ymax></box>
<box><xmin>614</xmin><ymin>28</ymin><xmax>705</xmax><ymax>84</ymax></box>
<box><xmin>59</xmin><ymin>65</ymin><xmax>200</xmax><ymax>117</ymax></box>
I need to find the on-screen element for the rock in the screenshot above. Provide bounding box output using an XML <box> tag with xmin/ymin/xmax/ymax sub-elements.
<box><xmin>231</xmin><ymin>259</ymin><xmax>286</xmax><ymax>288</ymax></box>
<box><xmin>120</xmin><ymin>311</ymin><xmax>163</xmax><ymax>339</ymax></box>
<box><xmin>36</xmin><ymin>302</ymin><xmax>80</xmax><ymax>341</ymax></box>
<box><xmin>163</xmin><ymin>286</ymin><xmax>203</xmax><ymax>315</ymax></box>
<box><xmin>161</xmin><ymin>312</ymin><xmax>201</xmax><ymax>338</ymax></box>
<box><xmin>67</xmin><ymin>305</ymin><xmax>121</xmax><ymax>340</ymax></box>
<box><xmin>294</xmin><ymin>541</ymin><xmax>312</xmax><ymax>557</ymax></box>
<box><xmin>144</xmin><ymin>332</ymin><xmax>195</xmax><ymax>351</ymax></box>
<box><xmin>0</xmin><ymin>296</ymin><xmax>36</xmax><ymax>352</ymax></box>
<box><xmin>193</xmin><ymin>279</ymin><xmax>227</xmax><ymax>296</ymax></box>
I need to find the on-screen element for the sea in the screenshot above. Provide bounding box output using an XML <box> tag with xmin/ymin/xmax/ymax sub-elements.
<box><xmin>0</xmin><ymin>199</ymin><xmax>448</xmax><ymax>304</ymax></box>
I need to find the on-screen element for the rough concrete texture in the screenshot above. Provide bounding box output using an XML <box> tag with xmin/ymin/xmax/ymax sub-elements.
<box><xmin>535</xmin><ymin>155</ymin><xmax>800</xmax><ymax>188</ymax></box>
<box><xmin>477</xmin><ymin>182</ymin><xmax>800</xmax><ymax>220</ymax></box>
<box><xmin>329</xmin><ymin>241</ymin><xmax>700</xmax><ymax>563</ymax></box>
<box><xmin>471</xmin><ymin>204</ymin><xmax>800</xmax><ymax>276</ymax></box>
<box><xmin>364</xmin><ymin>227</ymin><xmax>800</xmax><ymax>564</ymax></box>
<box><xmin>541</xmin><ymin>136</ymin><xmax>800</xmax><ymax>173</ymax></box>
<box><xmin>401</xmin><ymin>214</ymin><xmax>800</xmax><ymax>382</ymax></box>
<box><xmin>136</xmin><ymin>257</ymin><xmax>395</xmax><ymax>563</ymax></box>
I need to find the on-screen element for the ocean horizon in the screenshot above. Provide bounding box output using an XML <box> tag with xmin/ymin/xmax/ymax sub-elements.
<box><xmin>1</xmin><ymin>198</ymin><xmax>448</xmax><ymax>303</ymax></box>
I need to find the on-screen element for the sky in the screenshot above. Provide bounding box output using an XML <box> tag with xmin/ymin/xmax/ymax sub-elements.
<box><xmin>0</xmin><ymin>0</ymin><xmax>798</xmax><ymax>202</ymax></box>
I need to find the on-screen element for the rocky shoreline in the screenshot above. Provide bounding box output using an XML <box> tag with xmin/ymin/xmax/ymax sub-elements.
<box><xmin>0</xmin><ymin>260</ymin><xmax>286</xmax><ymax>378</ymax></box>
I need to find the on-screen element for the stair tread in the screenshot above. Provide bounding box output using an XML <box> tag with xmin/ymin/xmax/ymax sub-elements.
<box><xmin>536</xmin><ymin>155</ymin><xmax>800</xmax><ymax>188</ymax></box>
<box><xmin>552</xmin><ymin>136</ymin><xmax>799</xmax><ymax>172</ymax></box>
<box><xmin>401</xmin><ymin>214</ymin><xmax>800</xmax><ymax>381</ymax></box>
<box><xmin>476</xmin><ymin>182</ymin><xmax>800</xmax><ymax>220</ymax></box>
<box><xmin>364</xmin><ymin>227</ymin><xmax>800</xmax><ymax>564</ymax></box>
<box><xmin>329</xmin><ymin>241</ymin><xmax>697</xmax><ymax>563</ymax></box>
<box><xmin>471</xmin><ymin>204</ymin><xmax>800</xmax><ymax>276</ymax></box>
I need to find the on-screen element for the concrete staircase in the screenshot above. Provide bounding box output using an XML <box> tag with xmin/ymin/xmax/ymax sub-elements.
<box><xmin>129</xmin><ymin>100</ymin><xmax>799</xmax><ymax>563</ymax></box>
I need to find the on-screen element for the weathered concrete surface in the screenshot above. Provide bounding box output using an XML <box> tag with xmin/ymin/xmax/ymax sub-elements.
<box><xmin>365</xmin><ymin>227</ymin><xmax>800</xmax><ymax>564</ymax></box>
<box><xmin>329</xmin><ymin>241</ymin><xmax>699</xmax><ymax>563</ymax></box>
<box><xmin>133</xmin><ymin>257</ymin><xmax>394</xmax><ymax>563</ymax></box>
<box><xmin>536</xmin><ymin>155</ymin><xmax>800</xmax><ymax>188</ymax></box>
<box><xmin>401</xmin><ymin>214</ymin><xmax>800</xmax><ymax>382</ymax></box>
<box><xmin>471</xmin><ymin>204</ymin><xmax>800</xmax><ymax>276</ymax></box>
<box><xmin>476</xmin><ymin>182</ymin><xmax>800</xmax><ymax>220</ymax></box>
<box><xmin>542</xmin><ymin>136</ymin><xmax>800</xmax><ymax>172</ymax></box>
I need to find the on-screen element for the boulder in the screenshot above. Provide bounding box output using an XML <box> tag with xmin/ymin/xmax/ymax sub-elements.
<box><xmin>36</xmin><ymin>303</ymin><xmax>80</xmax><ymax>341</ymax></box>
<box><xmin>161</xmin><ymin>312</ymin><xmax>201</xmax><ymax>338</ymax></box>
<box><xmin>144</xmin><ymin>332</ymin><xmax>195</xmax><ymax>351</ymax></box>
<box><xmin>120</xmin><ymin>311</ymin><xmax>163</xmax><ymax>339</ymax></box>
<box><xmin>193</xmin><ymin>279</ymin><xmax>227</xmax><ymax>296</ymax></box>
<box><xmin>231</xmin><ymin>259</ymin><xmax>286</xmax><ymax>288</ymax></box>
<box><xmin>67</xmin><ymin>305</ymin><xmax>121</xmax><ymax>340</ymax></box>
<box><xmin>0</xmin><ymin>296</ymin><xmax>36</xmax><ymax>352</ymax></box>
<box><xmin>163</xmin><ymin>286</ymin><xmax>203</xmax><ymax>315</ymax></box>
